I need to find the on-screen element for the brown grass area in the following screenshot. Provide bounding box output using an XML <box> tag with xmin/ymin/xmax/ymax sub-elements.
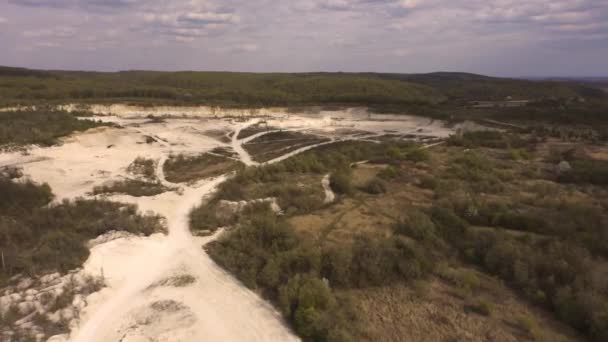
<box><xmin>243</xmin><ymin>131</ymin><xmax>330</xmax><ymax>162</ymax></box>
<box><xmin>344</xmin><ymin>273</ymin><xmax>581</xmax><ymax>342</ymax></box>
<box><xmin>236</xmin><ymin>123</ymin><xmax>276</xmax><ymax>140</ymax></box>
<box><xmin>288</xmin><ymin>197</ymin><xmax>394</xmax><ymax>247</ymax></box>
<box><xmin>164</xmin><ymin>153</ymin><xmax>242</xmax><ymax>183</ymax></box>
<box><xmin>203</xmin><ymin>129</ymin><xmax>232</xmax><ymax>143</ymax></box>
<box><xmin>352</xmin><ymin>163</ymin><xmax>383</xmax><ymax>187</ymax></box>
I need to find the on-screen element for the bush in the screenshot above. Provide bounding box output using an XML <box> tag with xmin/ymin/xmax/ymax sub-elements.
<box><xmin>362</xmin><ymin>178</ymin><xmax>387</xmax><ymax>194</ymax></box>
<box><xmin>517</xmin><ymin>315</ymin><xmax>539</xmax><ymax>339</ymax></box>
<box><xmin>418</xmin><ymin>175</ymin><xmax>438</xmax><ymax>190</ymax></box>
<box><xmin>405</xmin><ymin>148</ymin><xmax>429</xmax><ymax>163</ymax></box>
<box><xmin>92</xmin><ymin>179</ymin><xmax>170</xmax><ymax>197</ymax></box>
<box><xmin>509</xmin><ymin>148</ymin><xmax>531</xmax><ymax>160</ymax></box>
<box><xmin>394</xmin><ymin>209</ymin><xmax>436</xmax><ymax>241</ymax></box>
<box><xmin>206</xmin><ymin>204</ymin><xmax>354</xmax><ymax>341</ymax></box>
<box><xmin>378</xmin><ymin>165</ymin><xmax>399</xmax><ymax>180</ymax></box>
<box><xmin>430</xmin><ymin>206</ymin><xmax>468</xmax><ymax>243</ymax></box>
<box><xmin>127</xmin><ymin>157</ymin><xmax>156</xmax><ymax>180</ymax></box>
<box><xmin>330</xmin><ymin>170</ymin><xmax>353</xmax><ymax>195</ymax></box>
<box><xmin>0</xmin><ymin>176</ymin><xmax>164</xmax><ymax>283</ymax></box>
<box><xmin>557</xmin><ymin>159</ymin><xmax>608</xmax><ymax>185</ymax></box>
<box><xmin>0</xmin><ymin>109</ymin><xmax>107</xmax><ymax>147</ymax></box>
<box><xmin>470</xmin><ymin>299</ymin><xmax>494</xmax><ymax>316</ymax></box>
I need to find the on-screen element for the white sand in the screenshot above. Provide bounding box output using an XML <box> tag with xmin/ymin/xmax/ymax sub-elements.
<box><xmin>0</xmin><ymin>106</ymin><xmax>456</xmax><ymax>342</ymax></box>
<box><xmin>321</xmin><ymin>174</ymin><xmax>335</xmax><ymax>204</ymax></box>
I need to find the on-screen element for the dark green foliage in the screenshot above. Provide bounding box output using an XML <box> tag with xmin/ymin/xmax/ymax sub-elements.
<box><xmin>448</xmin><ymin>131</ymin><xmax>530</xmax><ymax>149</ymax></box>
<box><xmin>446</xmin><ymin>152</ymin><xmax>510</xmax><ymax>193</ymax></box>
<box><xmin>455</xmin><ymin>226</ymin><xmax>608</xmax><ymax>341</ymax></box>
<box><xmin>92</xmin><ymin>179</ymin><xmax>171</xmax><ymax>197</ymax></box>
<box><xmin>0</xmin><ymin>175</ymin><xmax>164</xmax><ymax>285</ymax></box>
<box><xmin>469</xmin><ymin>299</ymin><xmax>494</xmax><ymax>316</ymax></box>
<box><xmin>361</xmin><ymin>177</ymin><xmax>387</xmax><ymax>194</ymax></box>
<box><xmin>0</xmin><ymin>70</ymin><xmax>445</xmax><ymax>107</ymax></box>
<box><xmin>348</xmin><ymin>236</ymin><xmax>432</xmax><ymax>287</ymax></box>
<box><xmin>0</xmin><ymin>176</ymin><xmax>53</xmax><ymax>216</ymax></box>
<box><xmin>127</xmin><ymin>157</ymin><xmax>156</xmax><ymax>179</ymax></box>
<box><xmin>0</xmin><ymin>110</ymin><xmax>106</xmax><ymax>147</ymax></box>
<box><xmin>163</xmin><ymin>153</ymin><xmax>243</xmax><ymax>183</ymax></box>
<box><xmin>207</xmin><ymin>204</ymin><xmax>350</xmax><ymax>341</ymax></box>
<box><xmin>375</xmin><ymin>72</ymin><xmax>587</xmax><ymax>101</ymax></box>
<box><xmin>430</xmin><ymin>206</ymin><xmax>469</xmax><ymax>242</ymax></box>
<box><xmin>404</xmin><ymin>148</ymin><xmax>429</xmax><ymax>162</ymax></box>
<box><xmin>394</xmin><ymin>209</ymin><xmax>436</xmax><ymax>241</ymax></box>
<box><xmin>418</xmin><ymin>175</ymin><xmax>438</xmax><ymax>189</ymax></box>
<box><xmin>557</xmin><ymin>159</ymin><xmax>608</xmax><ymax>185</ymax></box>
<box><xmin>207</xmin><ymin>202</ymin><xmax>436</xmax><ymax>341</ymax></box>
<box><xmin>377</xmin><ymin>165</ymin><xmax>399</xmax><ymax>180</ymax></box>
<box><xmin>330</xmin><ymin>170</ymin><xmax>353</xmax><ymax>195</ymax></box>
<box><xmin>189</xmin><ymin>203</ymin><xmax>224</xmax><ymax>233</ymax></box>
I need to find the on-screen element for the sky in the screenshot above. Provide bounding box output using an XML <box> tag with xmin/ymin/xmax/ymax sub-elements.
<box><xmin>0</xmin><ymin>0</ymin><xmax>607</xmax><ymax>76</ymax></box>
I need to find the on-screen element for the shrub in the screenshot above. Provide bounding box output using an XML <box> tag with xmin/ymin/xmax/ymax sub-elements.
<box><xmin>0</xmin><ymin>109</ymin><xmax>107</xmax><ymax>147</ymax></box>
<box><xmin>362</xmin><ymin>178</ymin><xmax>387</xmax><ymax>194</ymax></box>
<box><xmin>418</xmin><ymin>175</ymin><xmax>438</xmax><ymax>190</ymax></box>
<box><xmin>509</xmin><ymin>148</ymin><xmax>531</xmax><ymax>160</ymax></box>
<box><xmin>394</xmin><ymin>209</ymin><xmax>436</xmax><ymax>241</ymax></box>
<box><xmin>92</xmin><ymin>179</ymin><xmax>170</xmax><ymax>197</ymax></box>
<box><xmin>517</xmin><ymin>315</ymin><xmax>539</xmax><ymax>339</ymax></box>
<box><xmin>206</xmin><ymin>204</ymin><xmax>354</xmax><ymax>341</ymax></box>
<box><xmin>330</xmin><ymin>170</ymin><xmax>353</xmax><ymax>195</ymax></box>
<box><xmin>0</xmin><ymin>175</ymin><xmax>164</xmax><ymax>282</ymax></box>
<box><xmin>378</xmin><ymin>165</ymin><xmax>399</xmax><ymax>180</ymax></box>
<box><xmin>471</xmin><ymin>299</ymin><xmax>493</xmax><ymax>316</ymax></box>
<box><xmin>405</xmin><ymin>148</ymin><xmax>429</xmax><ymax>162</ymax></box>
<box><xmin>127</xmin><ymin>157</ymin><xmax>156</xmax><ymax>179</ymax></box>
<box><xmin>430</xmin><ymin>206</ymin><xmax>468</xmax><ymax>243</ymax></box>
<box><xmin>557</xmin><ymin>159</ymin><xmax>608</xmax><ymax>185</ymax></box>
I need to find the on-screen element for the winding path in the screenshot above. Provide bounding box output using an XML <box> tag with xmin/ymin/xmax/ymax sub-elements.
<box><xmin>71</xmin><ymin>119</ymin><xmax>299</xmax><ymax>342</ymax></box>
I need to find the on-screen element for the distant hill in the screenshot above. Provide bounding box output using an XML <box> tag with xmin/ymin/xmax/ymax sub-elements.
<box><xmin>0</xmin><ymin>66</ymin><xmax>57</xmax><ymax>78</ymax></box>
<box><xmin>0</xmin><ymin>66</ymin><xmax>606</xmax><ymax>124</ymax></box>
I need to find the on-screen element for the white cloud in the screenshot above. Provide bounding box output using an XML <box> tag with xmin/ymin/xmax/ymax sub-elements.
<box><xmin>2</xmin><ymin>0</ymin><xmax>607</xmax><ymax>74</ymax></box>
<box><xmin>232</xmin><ymin>43</ymin><xmax>258</xmax><ymax>52</ymax></box>
<box><xmin>23</xmin><ymin>26</ymin><xmax>77</xmax><ymax>38</ymax></box>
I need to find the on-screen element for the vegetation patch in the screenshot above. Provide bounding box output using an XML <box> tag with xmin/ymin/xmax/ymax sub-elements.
<box><xmin>127</xmin><ymin>157</ymin><xmax>157</xmax><ymax>180</ymax></box>
<box><xmin>244</xmin><ymin>131</ymin><xmax>331</xmax><ymax>163</ymax></box>
<box><xmin>92</xmin><ymin>179</ymin><xmax>171</xmax><ymax>197</ymax></box>
<box><xmin>163</xmin><ymin>153</ymin><xmax>243</xmax><ymax>183</ymax></box>
<box><xmin>0</xmin><ymin>109</ymin><xmax>108</xmax><ymax>148</ymax></box>
<box><xmin>198</xmin><ymin>129</ymin><xmax>607</xmax><ymax>341</ymax></box>
<box><xmin>0</xmin><ymin>173</ymin><xmax>165</xmax><ymax>286</ymax></box>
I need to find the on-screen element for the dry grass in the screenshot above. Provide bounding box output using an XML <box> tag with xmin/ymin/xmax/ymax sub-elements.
<box><xmin>164</xmin><ymin>153</ymin><xmax>243</xmax><ymax>183</ymax></box>
<box><xmin>243</xmin><ymin>131</ymin><xmax>330</xmax><ymax>162</ymax></box>
<box><xmin>343</xmin><ymin>274</ymin><xmax>581</xmax><ymax>342</ymax></box>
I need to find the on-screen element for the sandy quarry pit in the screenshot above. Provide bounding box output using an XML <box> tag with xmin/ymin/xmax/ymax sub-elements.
<box><xmin>0</xmin><ymin>106</ymin><xmax>456</xmax><ymax>342</ymax></box>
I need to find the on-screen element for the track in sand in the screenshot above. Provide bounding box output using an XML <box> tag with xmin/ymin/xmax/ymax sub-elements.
<box><xmin>0</xmin><ymin>108</ymin><xmax>455</xmax><ymax>341</ymax></box>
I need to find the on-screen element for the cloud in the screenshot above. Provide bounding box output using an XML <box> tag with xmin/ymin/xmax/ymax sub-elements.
<box><xmin>9</xmin><ymin>0</ymin><xmax>146</xmax><ymax>10</ymax></box>
<box><xmin>23</xmin><ymin>26</ymin><xmax>77</xmax><ymax>38</ymax></box>
<box><xmin>230</xmin><ymin>43</ymin><xmax>259</xmax><ymax>52</ymax></box>
<box><xmin>0</xmin><ymin>17</ymin><xmax>6</xmax><ymax>24</ymax></box>
<box><xmin>1</xmin><ymin>0</ymin><xmax>607</xmax><ymax>75</ymax></box>
<box><xmin>139</xmin><ymin>8</ymin><xmax>240</xmax><ymax>40</ymax></box>
<box><xmin>318</xmin><ymin>0</ymin><xmax>353</xmax><ymax>11</ymax></box>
